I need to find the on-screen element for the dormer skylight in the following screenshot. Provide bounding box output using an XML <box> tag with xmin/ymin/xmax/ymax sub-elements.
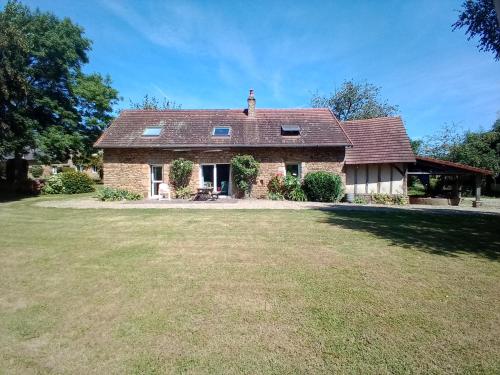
<box><xmin>281</xmin><ymin>125</ymin><xmax>300</xmax><ymax>136</ymax></box>
<box><xmin>212</xmin><ymin>127</ymin><xmax>231</xmax><ymax>137</ymax></box>
<box><xmin>143</xmin><ymin>127</ymin><xmax>162</xmax><ymax>136</ymax></box>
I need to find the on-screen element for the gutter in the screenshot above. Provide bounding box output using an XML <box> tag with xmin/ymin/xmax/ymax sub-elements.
<box><xmin>94</xmin><ymin>143</ymin><xmax>352</xmax><ymax>149</ymax></box>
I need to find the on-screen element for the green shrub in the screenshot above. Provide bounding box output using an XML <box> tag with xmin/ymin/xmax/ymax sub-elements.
<box><xmin>42</xmin><ymin>175</ymin><xmax>64</xmax><ymax>194</ymax></box>
<box><xmin>303</xmin><ymin>171</ymin><xmax>344</xmax><ymax>202</ymax></box>
<box><xmin>30</xmin><ymin>165</ymin><xmax>43</xmax><ymax>178</ymax></box>
<box><xmin>175</xmin><ymin>186</ymin><xmax>192</xmax><ymax>199</ymax></box>
<box><xmin>283</xmin><ymin>175</ymin><xmax>306</xmax><ymax>201</ymax></box>
<box><xmin>42</xmin><ymin>170</ymin><xmax>95</xmax><ymax>194</ymax></box>
<box><xmin>267</xmin><ymin>174</ymin><xmax>307</xmax><ymax>201</ymax></box>
<box><xmin>393</xmin><ymin>195</ymin><xmax>409</xmax><ymax>205</ymax></box>
<box><xmin>371</xmin><ymin>193</ymin><xmax>408</xmax><ymax>205</ymax></box>
<box><xmin>59</xmin><ymin>170</ymin><xmax>94</xmax><ymax>194</ymax></box>
<box><xmin>231</xmin><ymin>155</ymin><xmax>260</xmax><ymax>197</ymax></box>
<box><xmin>267</xmin><ymin>174</ymin><xmax>284</xmax><ymax>195</ymax></box>
<box><xmin>61</xmin><ymin>166</ymin><xmax>74</xmax><ymax>173</ymax></box>
<box><xmin>353</xmin><ymin>196</ymin><xmax>368</xmax><ymax>204</ymax></box>
<box><xmin>267</xmin><ymin>191</ymin><xmax>285</xmax><ymax>200</ymax></box>
<box><xmin>170</xmin><ymin>158</ymin><xmax>193</xmax><ymax>189</ymax></box>
<box><xmin>96</xmin><ymin>187</ymin><xmax>142</xmax><ymax>201</ymax></box>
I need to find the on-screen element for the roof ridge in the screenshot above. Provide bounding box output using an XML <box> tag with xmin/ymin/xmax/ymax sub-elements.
<box><xmin>342</xmin><ymin>116</ymin><xmax>401</xmax><ymax>124</ymax></box>
<box><xmin>120</xmin><ymin>108</ymin><xmax>330</xmax><ymax>113</ymax></box>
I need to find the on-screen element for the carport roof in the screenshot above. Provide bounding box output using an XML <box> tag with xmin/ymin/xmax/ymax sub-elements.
<box><xmin>411</xmin><ymin>156</ymin><xmax>493</xmax><ymax>175</ymax></box>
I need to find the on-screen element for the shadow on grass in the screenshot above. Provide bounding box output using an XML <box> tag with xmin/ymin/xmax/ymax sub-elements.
<box><xmin>318</xmin><ymin>206</ymin><xmax>500</xmax><ymax>260</ymax></box>
<box><xmin>0</xmin><ymin>192</ymin><xmax>36</xmax><ymax>203</ymax></box>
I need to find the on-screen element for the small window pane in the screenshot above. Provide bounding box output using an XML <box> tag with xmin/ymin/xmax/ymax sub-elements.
<box><xmin>212</xmin><ymin>127</ymin><xmax>231</xmax><ymax>136</ymax></box>
<box><xmin>152</xmin><ymin>166</ymin><xmax>162</xmax><ymax>181</ymax></box>
<box><xmin>286</xmin><ymin>164</ymin><xmax>300</xmax><ymax>178</ymax></box>
<box><xmin>143</xmin><ymin>127</ymin><xmax>162</xmax><ymax>136</ymax></box>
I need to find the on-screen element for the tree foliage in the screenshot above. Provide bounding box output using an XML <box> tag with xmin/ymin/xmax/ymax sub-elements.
<box><xmin>169</xmin><ymin>158</ymin><xmax>193</xmax><ymax>189</ymax></box>
<box><xmin>0</xmin><ymin>0</ymin><xmax>119</xmax><ymax>163</ymax></box>
<box><xmin>414</xmin><ymin>118</ymin><xmax>500</xmax><ymax>176</ymax></box>
<box><xmin>230</xmin><ymin>154</ymin><xmax>260</xmax><ymax>197</ymax></box>
<box><xmin>453</xmin><ymin>0</ymin><xmax>500</xmax><ymax>60</ymax></box>
<box><xmin>311</xmin><ymin>80</ymin><xmax>399</xmax><ymax>121</ymax></box>
<box><xmin>129</xmin><ymin>94</ymin><xmax>181</xmax><ymax>110</ymax></box>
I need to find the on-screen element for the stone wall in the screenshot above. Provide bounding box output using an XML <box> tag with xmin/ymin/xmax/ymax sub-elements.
<box><xmin>103</xmin><ymin>147</ymin><xmax>346</xmax><ymax>198</ymax></box>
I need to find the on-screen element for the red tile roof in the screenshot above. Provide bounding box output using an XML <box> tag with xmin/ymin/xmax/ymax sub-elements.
<box><xmin>94</xmin><ymin>109</ymin><xmax>352</xmax><ymax>148</ymax></box>
<box><xmin>342</xmin><ymin>117</ymin><xmax>416</xmax><ymax>164</ymax></box>
<box><xmin>416</xmin><ymin>156</ymin><xmax>493</xmax><ymax>175</ymax></box>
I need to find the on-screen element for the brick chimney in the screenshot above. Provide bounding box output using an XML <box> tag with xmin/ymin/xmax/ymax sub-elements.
<box><xmin>247</xmin><ymin>89</ymin><xmax>256</xmax><ymax>117</ymax></box>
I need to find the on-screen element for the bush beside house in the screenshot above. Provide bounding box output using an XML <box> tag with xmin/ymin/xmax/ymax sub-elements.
<box><xmin>42</xmin><ymin>170</ymin><xmax>95</xmax><ymax>194</ymax></box>
<box><xmin>303</xmin><ymin>171</ymin><xmax>344</xmax><ymax>202</ymax></box>
<box><xmin>169</xmin><ymin>158</ymin><xmax>194</xmax><ymax>199</ymax></box>
<box><xmin>96</xmin><ymin>187</ymin><xmax>141</xmax><ymax>201</ymax></box>
<box><xmin>231</xmin><ymin>155</ymin><xmax>260</xmax><ymax>198</ymax></box>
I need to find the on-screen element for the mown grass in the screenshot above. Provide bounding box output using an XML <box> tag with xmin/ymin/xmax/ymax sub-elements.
<box><xmin>0</xmin><ymin>195</ymin><xmax>499</xmax><ymax>374</ymax></box>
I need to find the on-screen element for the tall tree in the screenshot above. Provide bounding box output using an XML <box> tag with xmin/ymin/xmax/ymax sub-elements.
<box><xmin>417</xmin><ymin>119</ymin><xmax>500</xmax><ymax>176</ymax></box>
<box><xmin>129</xmin><ymin>94</ymin><xmax>181</xmax><ymax>110</ymax></box>
<box><xmin>311</xmin><ymin>80</ymin><xmax>398</xmax><ymax>121</ymax></box>
<box><xmin>0</xmin><ymin>0</ymin><xmax>119</xmax><ymax>164</ymax></box>
<box><xmin>453</xmin><ymin>0</ymin><xmax>500</xmax><ymax>60</ymax></box>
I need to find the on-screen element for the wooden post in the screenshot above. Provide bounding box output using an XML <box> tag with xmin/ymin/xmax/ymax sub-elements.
<box><xmin>354</xmin><ymin>166</ymin><xmax>358</xmax><ymax>195</ymax></box>
<box><xmin>365</xmin><ymin>164</ymin><xmax>369</xmax><ymax>194</ymax></box>
<box><xmin>377</xmin><ymin>165</ymin><xmax>381</xmax><ymax>193</ymax></box>
<box><xmin>473</xmin><ymin>174</ymin><xmax>482</xmax><ymax>207</ymax></box>
<box><xmin>389</xmin><ymin>165</ymin><xmax>393</xmax><ymax>195</ymax></box>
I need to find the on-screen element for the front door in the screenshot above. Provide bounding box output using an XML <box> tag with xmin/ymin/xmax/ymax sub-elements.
<box><xmin>150</xmin><ymin>165</ymin><xmax>163</xmax><ymax>197</ymax></box>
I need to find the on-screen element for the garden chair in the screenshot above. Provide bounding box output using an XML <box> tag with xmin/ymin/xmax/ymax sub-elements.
<box><xmin>158</xmin><ymin>183</ymin><xmax>171</xmax><ymax>200</ymax></box>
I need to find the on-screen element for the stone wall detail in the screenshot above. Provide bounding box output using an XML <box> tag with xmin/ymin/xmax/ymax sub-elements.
<box><xmin>103</xmin><ymin>147</ymin><xmax>346</xmax><ymax>198</ymax></box>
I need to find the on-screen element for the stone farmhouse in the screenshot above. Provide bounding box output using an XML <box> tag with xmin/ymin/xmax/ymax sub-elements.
<box><xmin>94</xmin><ymin>90</ymin><xmax>416</xmax><ymax>198</ymax></box>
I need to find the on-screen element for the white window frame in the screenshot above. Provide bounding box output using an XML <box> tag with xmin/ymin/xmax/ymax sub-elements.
<box><xmin>150</xmin><ymin>165</ymin><xmax>163</xmax><ymax>198</ymax></box>
<box><xmin>199</xmin><ymin>163</ymin><xmax>232</xmax><ymax>195</ymax></box>
<box><xmin>91</xmin><ymin>165</ymin><xmax>98</xmax><ymax>174</ymax></box>
<box><xmin>51</xmin><ymin>166</ymin><xmax>58</xmax><ymax>175</ymax></box>
<box><xmin>211</xmin><ymin>127</ymin><xmax>231</xmax><ymax>137</ymax></box>
<box><xmin>142</xmin><ymin>127</ymin><xmax>162</xmax><ymax>137</ymax></box>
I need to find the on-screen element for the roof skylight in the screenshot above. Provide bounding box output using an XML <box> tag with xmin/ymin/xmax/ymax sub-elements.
<box><xmin>281</xmin><ymin>125</ymin><xmax>300</xmax><ymax>136</ymax></box>
<box><xmin>142</xmin><ymin>127</ymin><xmax>162</xmax><ymax>136</ymax></box>
<box><xmin>212</xmin><ymin>127</ymin><xmax>231</xmax><ymax>137</ymax></box>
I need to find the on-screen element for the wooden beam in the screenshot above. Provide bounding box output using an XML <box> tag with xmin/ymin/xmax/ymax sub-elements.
<box><xmin>390</xmin><ymin>165</ymin><xmax>393</xmax><ymax>194</ymax></box>
<box><xmin>365</xmin><ymin>164</ymin><xmax>369</xmax><ymax>194</ymax></box>
<box><xmin>377</xmin><ymin>164</ymin><xmax>381</xmax><ymax>193</ymax></box>
<box><xmin>391</xmin><ymin>163</ymin><xmax>404</xmax><ymax>176</ymax></box>
<box><xmin>354</xmin><ymin>166</ymin><xmax>358</xmax><ymax>195</ymax></box>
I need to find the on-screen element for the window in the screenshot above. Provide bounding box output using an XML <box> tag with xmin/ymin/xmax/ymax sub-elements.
<box><xmin>281</xmin><ymin>125</ymin><xmax>300</xmax><ymax>136</ymax></box>
<box><xmin>212</xmin><ymin>127</ymin><xmax>231</xmax><ymax>137</ymax></box>
<box><xmin>51</xmin><ymin>166</ymin><xmax>58</xmax><ymax>175</ymax></box>
<box><xmin>91</xmin><ymin>165</ymin><xmax>98</xmax><ymax>173</ymax></box>
<box><xmin>285</xmin><ymin>163</ymin><xmax>301</xmax><ymax>178</ymax></box>
<box><xmin>142</xmin><ymin>127</ymin><xmax>162</xmax><ymax>136</ymax></box>
<box><xmin>77</xmin><ymin>165</ymin><xmax>84</xmax><ymax>172</ymax></box>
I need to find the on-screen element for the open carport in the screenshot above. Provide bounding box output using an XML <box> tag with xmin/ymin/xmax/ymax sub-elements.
<box><xmin>408</xmin><ymin>156</ymin><xmax>493</xmax><ymax>207</ymax></box>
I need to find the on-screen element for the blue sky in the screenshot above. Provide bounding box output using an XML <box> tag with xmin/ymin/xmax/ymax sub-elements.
<box><xmin>4</xmin><ymin>0</ymin><xmax>500</xmax><ymax>138</ymax></box>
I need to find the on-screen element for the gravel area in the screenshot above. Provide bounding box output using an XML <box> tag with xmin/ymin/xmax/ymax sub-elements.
<box><xmin>34</xmin><ymin>197</ymin><xmax>500</xmax><ymax>215</ymax></box>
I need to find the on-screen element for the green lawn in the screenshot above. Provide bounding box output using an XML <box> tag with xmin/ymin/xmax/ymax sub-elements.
<box><xmin>0</xmin><ymin>195</ymin><xmax>499</xmax><ymax>374</ymax></box>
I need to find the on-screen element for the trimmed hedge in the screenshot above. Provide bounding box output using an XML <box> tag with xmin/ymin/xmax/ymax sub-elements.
<box><xmin>42</xmin><ymin>170</ymin><xmax>95</xmax><ymax>194</ymax></box>
<box><xmin>303</xmin><ymin>171</ymin><xmax>344</xmax><ymax>202</ymax></box>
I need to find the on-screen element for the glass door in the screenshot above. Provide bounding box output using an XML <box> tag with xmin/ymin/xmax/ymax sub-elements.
<box><xmin>200</xmin><ymin>164</ymin><xmax>231</xmax><ymax>195</ymax></box>
<box><xmin>201</xmin><ymin>165</ymin><xmax>215</xmax><ymax>189</ymax></box>
<box><xmin>150</xmin><ymin>165</ymin><xmax>163</xmax><ymax>197</ymax></box>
